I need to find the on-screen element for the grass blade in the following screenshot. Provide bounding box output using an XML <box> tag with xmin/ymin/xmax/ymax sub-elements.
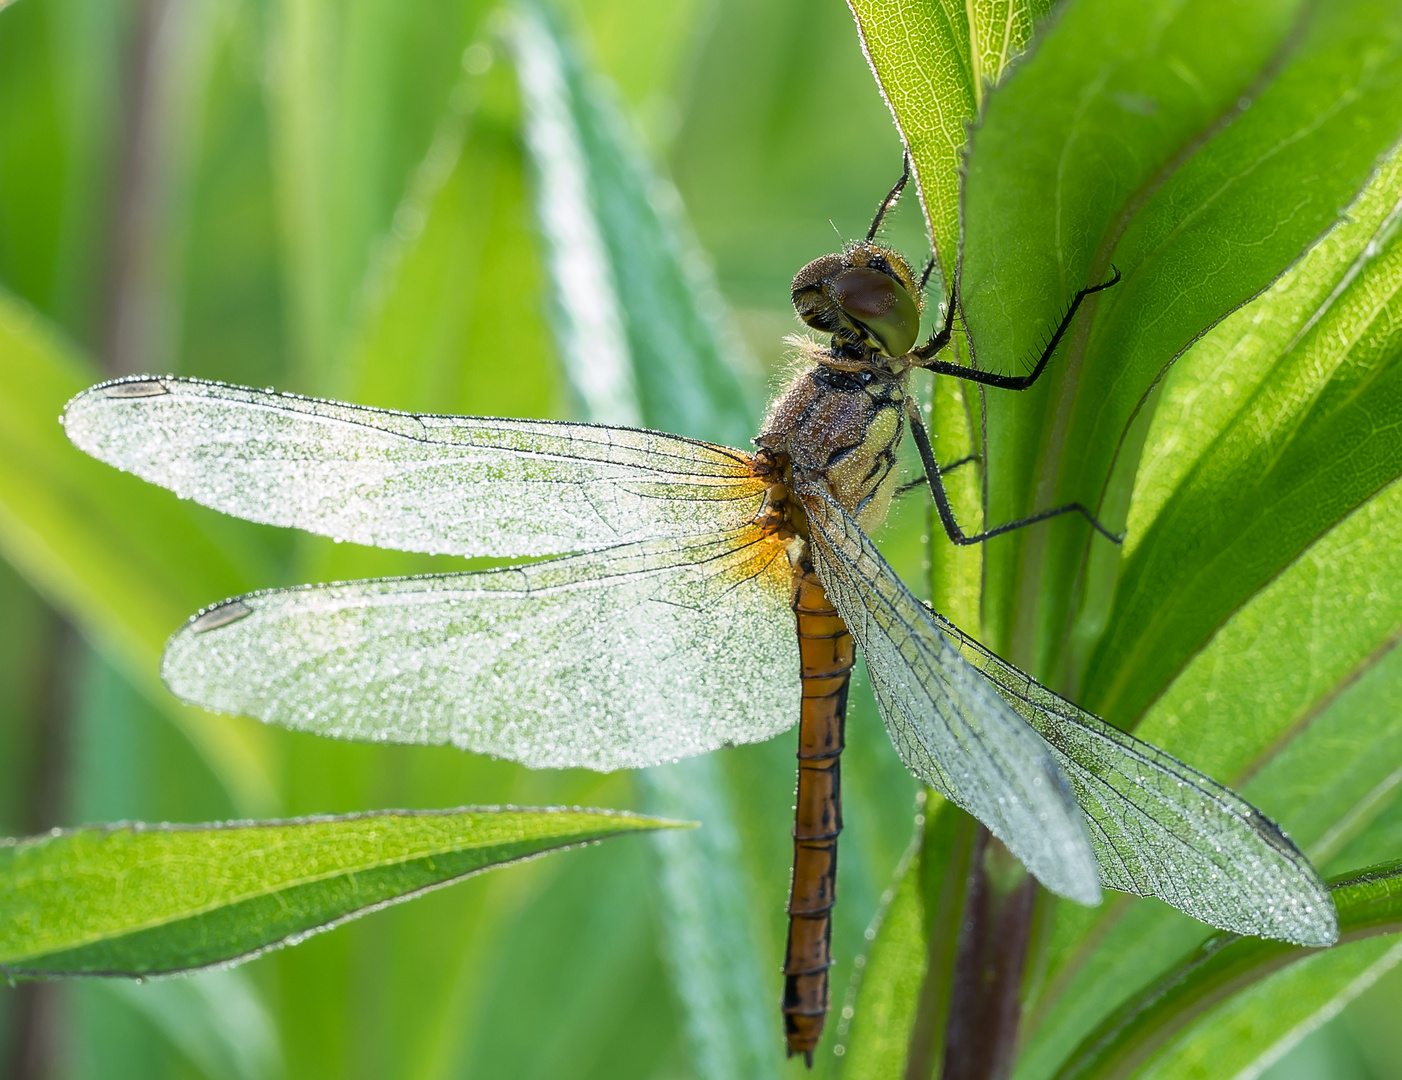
<box><xmin>1051</xmin><ymin>861</ymin><xmax>1402</xmax><ymax>1080</ymax></box>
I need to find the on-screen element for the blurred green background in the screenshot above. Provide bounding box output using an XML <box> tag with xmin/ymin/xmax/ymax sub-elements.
<box><xmin>0</xmin><ymin>0</ymin><xmax>1400</xmax><ymax>1077</ymax></box>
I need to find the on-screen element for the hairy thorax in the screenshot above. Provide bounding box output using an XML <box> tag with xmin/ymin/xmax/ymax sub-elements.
<box><xmin>756</xmin><ymin>357</ymin><xmax>908</xmax><ymax>537</ymax></box>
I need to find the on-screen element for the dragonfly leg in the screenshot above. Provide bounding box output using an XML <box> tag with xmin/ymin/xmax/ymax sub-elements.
<box><xmin>911</xmin><ymin>267</ymin><xmax>1122</xmax><ymax>388</ymax></box>
<box><xmin>904</xmin><ymin>399</ymin><xmax>1124</xmax><ymax>546</ymax></box>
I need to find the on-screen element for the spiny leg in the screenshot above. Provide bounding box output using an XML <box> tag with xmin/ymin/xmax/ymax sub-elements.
<box><xmin>866</xmin><ymin>153</ymin><xmax>911</xmax><ymax>241</ymax></box>
<box><xmin>912</xmin><ymin>267</ymin><xmax>1122</xmax><ymax>390</ymax></box>
<box><xmin>904</xmin><ymin>398</ymin><xmax>1124</xmax><ymax>546</ymax></box>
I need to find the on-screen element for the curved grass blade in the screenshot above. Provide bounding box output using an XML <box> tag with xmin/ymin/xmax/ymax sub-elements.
<box><xmin>1051</xmin><ymin>860</ymin><xmax>1402</xmax><ymax>1080</ymax></box>
<box><xmin>0</xmin><ymin>292</ymin><xmax>277</xmax><ymax>814</ymax></box>
<box><xmin>0</xmin><ymin>807</ymin><xmax>680</xmax><ymax>977</ymax></box>
<box><xmin>510</xmin><ymin>6</ymin><xmax>778</xmax><ymax>1075</ymax></box>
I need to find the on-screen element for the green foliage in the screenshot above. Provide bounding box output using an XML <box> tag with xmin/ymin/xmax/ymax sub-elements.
<box><xmin>843</xmin><ymin>0</ymin><xmax>1402</xmax><ymax>1076</ymax></box>
<box><xmin>1056</xmin><ymin>860</ymin><xmax>1402</xmax><ymax>1080</ymax></box>
<box><xmin>3</xmin><ymin>0</ymin><xmax>1402</xmax><ymax>1075</ymax></box>
<box><xmin>2</xmin><ymin>808</ymin><xmax>674</xmax><ymax>976</ymax></box>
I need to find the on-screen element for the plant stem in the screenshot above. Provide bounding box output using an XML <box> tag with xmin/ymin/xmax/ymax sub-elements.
<box><xmin>940</xmin><ymin>828</ymin><xmax>1038</xmax><ymax>1080</ymax></box>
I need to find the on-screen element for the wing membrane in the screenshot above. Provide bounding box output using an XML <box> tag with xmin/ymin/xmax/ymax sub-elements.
<box><xmin>162</xmin><ymin>526</ymin><xmax>799</xmax><ymax>770</ymax></box>
<box><xmin>933</xmin><ymin>616</ymin><xmax>1338</xmax><ymax>945</ymax></box>
<box><xmin>797</xmin><ymin>483</ymin><xmax>1101</xmax><ymax>906</ymax></box>
<box><xmin>63</xmin><ymin>377</ymin><xmax>765</xmax><ymax>558</ymax></box>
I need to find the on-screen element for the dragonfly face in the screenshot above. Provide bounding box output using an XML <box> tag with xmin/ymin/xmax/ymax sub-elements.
<box><xmin>61</xmin><ymin>218</ymin><xmax>1337</xmax><ymax>1069</ymax></box>
<box><xmin>790</xmin><ymin>241</ymin><xmax>923</xmax><ymax>361</ymax></box>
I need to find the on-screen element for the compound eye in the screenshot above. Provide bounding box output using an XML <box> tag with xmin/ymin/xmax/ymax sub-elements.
<box><xmin>829</xmin><ymin>267</ymin><xmax>920</xmax><ymax>356</ymax></box>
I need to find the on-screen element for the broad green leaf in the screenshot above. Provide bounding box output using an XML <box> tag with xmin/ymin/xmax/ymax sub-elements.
<box><xmin>845</xmin><ymin>0</ymin><xmax>1051</xmax><ymax>282</ymax></box>
<box><xmin>0</xmin><ymin>807</ymin><xmax>676</xmax><ymax>976</ymax></box>
<box><xmin>0</xmin><ymin>289</ymin><xmax>277</xmax><ymax>813</ymax></box>
<box><xmin>1051</xmin><ymin>861</ymin><xmax>1402</xmax><ymax>1080</ymax></box>
<box><xmin>1089</xmin><ymin>142</ymin><xmax>1402</xmax><ymax>725</ymax></box>
<box><xmin>1017</xmin><ymin>145</ymin><xmax>1402</xmax><ymax>1080</ymax></box>
<box><xmin>961</xmin><ymin>0</ymin><xmax>1402</xmax><ymax>684</ymax></box>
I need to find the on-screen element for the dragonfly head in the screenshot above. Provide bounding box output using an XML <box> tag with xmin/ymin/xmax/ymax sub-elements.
<box><xmin>791</xmin><ymin>242</ymin><xmax>922</xmax><ymax>360</ymax></box>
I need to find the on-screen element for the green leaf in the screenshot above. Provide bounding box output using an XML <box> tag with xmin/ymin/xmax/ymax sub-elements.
<box><xmin>1016</xmin><ymin>142</ymin><xmax>1402</xmax><ymax>1080</ymax></box>
<box><xmin>265</xmin><ymin>0</ymin><xmax>490</xmax><ymax>392</ymax></box>
<box><xmin>1088</xmin><ymin>142</ymin><xmax>1402</xmax><ymax>725</ymax></box>
<box><xmin>845</xmin><ymin>0</ymin><xmax>1051</xmax><ymax>282</ymax></box>
<box><xmin>960</xmin><ymin>0</ymin><xmax>1402</xmax><ymax>683</ymax></box>
<box><xmin>0</xmin><ymin>807</ymin><xmax>678</xmax><ymax>977</ymax></box>
<box><xmin>1051</xmin><ymin>861</ymin><xmax>1402</xmax><ymax>1080</ymax></box>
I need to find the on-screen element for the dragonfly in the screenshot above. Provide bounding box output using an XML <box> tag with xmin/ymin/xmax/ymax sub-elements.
<box><xmin>62</xmin><ymin>171</ymin><xmax>1337</xmax><ymax>1065</ymax></box>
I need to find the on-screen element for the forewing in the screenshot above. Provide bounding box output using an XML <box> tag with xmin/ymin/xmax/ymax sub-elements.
<box><xmin>797</xmin><ymin>484</ymin><xmax>1101</xmax><ymax>906</ymax></box>
<box><xmin>63</xmin><ymin>377</ymin><xmax>765</xmax><ymax>557</ymax></box>
<box><xmin>162</xmin><ymin>526</ymin><xmax>799</xmax><ymax>770</ymax></box>
<box><xmin>933</xmin><ymin>615</ymin><xmax>1338</xmax><ymax>945</ymax></box>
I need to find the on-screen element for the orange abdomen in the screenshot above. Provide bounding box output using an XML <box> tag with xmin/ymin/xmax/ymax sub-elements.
<box><xmin>783</xmin><ymin>566</ymin><xmax>854</xmax><ymax>1065</ymax></box>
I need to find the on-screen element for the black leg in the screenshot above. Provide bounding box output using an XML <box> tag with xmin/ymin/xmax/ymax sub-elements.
<box><xmin>895</xmin><ymin>454</ymin><xmax>978</xmax><ymax>498</ymax></box>
<box><xmin>918</xmin><ymin>256</ymin><xmax>937</xmax><ymax>293</ymax></box>
<box><xmin>912</xmin><ymin>267</ymin><xmax>1121</xmax><ymax>390</ymax></box>
<box><xmin>905</xmin><ymin>400</ymin><xmax>1124</xmax><ymax>545</ymax></box>
<box><xmin>866</xmin><ymin>153</ymin><xmax>911</xmax><ymax>241</ymax></box>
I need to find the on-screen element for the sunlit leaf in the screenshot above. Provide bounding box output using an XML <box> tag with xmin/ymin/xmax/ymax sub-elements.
<box><xmin>0</xmin><ymin>807</ymin><xmax>677</xmax><ymax>977</ymax></box>
<box><xmin>1018</xmin><ymin>142</ymin><xmax>1402</xmax><ymax>1080</ymax></box>
<box><xmin>1090</xmin><ymin>141</ymin><xmax>1402</xmax><ymax>724</ymax></box>
<box><xmin>962</xmin><ymin>0</ymin><xmax>1402</xmax><ymax>680</ymax></box>
<box><xmin>845</xmin><ymin>0</ymin><xmax>1051</xmax><ymax>282</ymax></box>
<box><xmin>1051</xmin><ymin>861</ymin><xmax>1402</xmax><ymax>1080</ymax></box>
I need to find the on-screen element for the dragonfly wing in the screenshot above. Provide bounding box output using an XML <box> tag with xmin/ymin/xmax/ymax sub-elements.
<box><xmin>933</xmin><ymin>614</ymin><xmax>1338</xmax><ymax>945</ymax></box>
<box><xmin>63</xmin><ymin>377</ymin><xmax>765</xmax><ymax>557</ymax></box>
<box><xmin>797</xmin><ymin>483</ymin><xmax>1101</xmax><ymax>906</ymax></box>
<box><xmin>162</xmin><ymin>526</ymin><xmax>799</xmax><ymax>770</ymax></box>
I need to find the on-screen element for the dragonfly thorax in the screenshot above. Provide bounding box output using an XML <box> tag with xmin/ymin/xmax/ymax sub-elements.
<box><xmin>791</xmin><ymin>241</ymin><xmax>922</xmax><ymax>361</ymax></box>
<box><xmin>757</xmin><ymin>355</ymin><xmax>908</xmax><ymax>537</ymax></box>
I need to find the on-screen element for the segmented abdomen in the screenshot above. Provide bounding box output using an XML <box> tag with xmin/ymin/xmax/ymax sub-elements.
<box><xmin>783</xmin><ymin>565</ymin><xmax>854</xmax><ymax>1064</ymax></box>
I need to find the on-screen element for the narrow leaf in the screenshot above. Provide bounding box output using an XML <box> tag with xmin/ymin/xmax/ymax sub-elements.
<box><xmin>508</xmin><ymin>8</ymin><xmax>778</xmax><ymax>1077</ymax></box>
<box><xmin>0</xmin><ymin>807</ymin><xmax>678</xmax><ymax>977</ymax></box>
<box><xmin>1051</xmin><ymin>861</ymin><xmax>1402</xmax><ymax>1080</ymax></box>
